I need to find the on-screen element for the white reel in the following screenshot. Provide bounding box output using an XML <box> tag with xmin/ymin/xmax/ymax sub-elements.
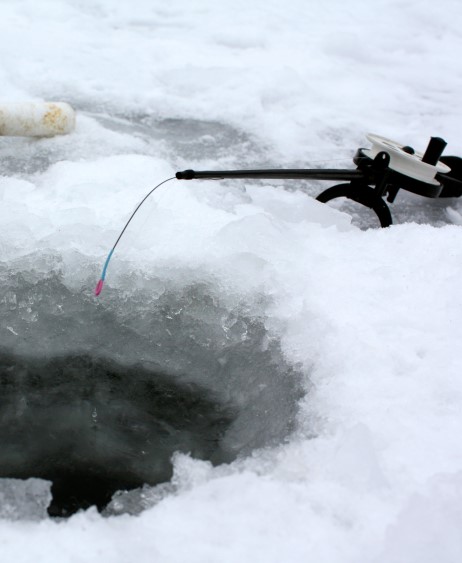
<box><xmin>364</xmin><ymin>133</ymin><xmax>450</xmax><ymax>185</ymax></box>
<box><xmin>0</xmin><ymin>102</ymin><xmax>75</xmax><ymax>137</ymax></box>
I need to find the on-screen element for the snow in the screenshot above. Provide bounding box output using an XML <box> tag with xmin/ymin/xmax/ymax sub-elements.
<box><xmin>1</xmin><ymin>0</ymin><xmax>462</xmax><ymax>561</ymax></box>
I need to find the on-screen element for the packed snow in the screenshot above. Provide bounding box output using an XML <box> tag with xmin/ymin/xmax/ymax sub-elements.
<box><xmin>1</xmin><ymin>0</ymin><xmax>462</xmax><ymax>561</ymax></box>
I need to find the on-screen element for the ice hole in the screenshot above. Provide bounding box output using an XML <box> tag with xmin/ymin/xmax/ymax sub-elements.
<box><xmin>0</xmin><ymin>266</ymin><xmax>304</xmax><ymax>517</ymax></box>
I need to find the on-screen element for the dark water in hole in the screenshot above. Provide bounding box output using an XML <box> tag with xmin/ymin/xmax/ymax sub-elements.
<box><xmin>0</xmin><ymin>352</ymin><xmax>233</xmax><ymax>516</ymax></box>
<box><xmin>0</xmin><ymin>264</ymin><xmax>305</xmax><ymax>517</ymax></box>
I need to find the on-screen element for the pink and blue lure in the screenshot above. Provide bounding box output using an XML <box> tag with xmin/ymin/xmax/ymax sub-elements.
<box><xmin>95</xmin><ymin>177</ymin><xmax>175</xmax><ymax>297</ymax></box>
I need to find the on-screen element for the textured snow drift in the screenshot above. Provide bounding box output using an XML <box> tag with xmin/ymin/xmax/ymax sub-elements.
<box><xmin>1</xmin><ymin>0</ymin><xmax>462</xmax><ymax>561</ymax></box>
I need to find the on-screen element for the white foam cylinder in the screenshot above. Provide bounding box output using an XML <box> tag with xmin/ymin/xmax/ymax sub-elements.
<box><xmin>0</xmin><ymin>102</ymin><xmax>76</xmax><ymax>137</ymax></box>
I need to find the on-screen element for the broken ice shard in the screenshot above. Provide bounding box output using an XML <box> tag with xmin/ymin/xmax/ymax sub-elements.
<box><xmin>0</xmin><ymin>478</ymin><xmax>52</xmax><ymax>520</ymax></box>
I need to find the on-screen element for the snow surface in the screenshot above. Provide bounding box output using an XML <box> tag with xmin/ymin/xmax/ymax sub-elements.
<box><xmin>1</xmin><ymin>0</ymin><xmax>462</xmax><ymax>560</ymax></box>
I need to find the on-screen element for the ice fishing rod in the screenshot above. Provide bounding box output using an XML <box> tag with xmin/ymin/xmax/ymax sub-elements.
<box><xmin>96</xmin><ymin>134</ymin><xmax>462</xmax><ymax>296</ymax></box>
<box><xmin>176</xmin><ymin>134</ymin><xmax>462</xmax><ymax>228</ymax></box>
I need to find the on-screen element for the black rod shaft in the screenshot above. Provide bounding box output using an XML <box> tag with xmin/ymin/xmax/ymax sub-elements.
<box><xmin>176</xmin><ymin>169</ymin><xmax>366</xmax><ymax>181</ymax></box>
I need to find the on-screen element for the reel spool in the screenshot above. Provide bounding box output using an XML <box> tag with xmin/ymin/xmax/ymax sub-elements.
<box><xmin>363</xmin><ymin>133</ymin><xmax>450</xmax><ymax>185</ymax></box>
<box><xmin>0</xmin><ymin>102</ymin><xmax>75</xmax><ymax>137</ymax></box>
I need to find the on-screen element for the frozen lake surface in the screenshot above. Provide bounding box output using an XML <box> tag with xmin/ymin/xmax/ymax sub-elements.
<box><xmin>1</xmin><ymin>0</ymin><xmax>462</xmax><ymax>561</ymax></box>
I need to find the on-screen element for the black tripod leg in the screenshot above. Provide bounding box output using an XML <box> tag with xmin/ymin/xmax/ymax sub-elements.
<box><xmin>316</xmin><ymin>183</ymin><xmax>393</xmax><ymax>228</ymax></box>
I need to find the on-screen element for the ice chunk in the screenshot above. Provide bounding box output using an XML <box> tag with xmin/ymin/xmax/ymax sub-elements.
<box><xmin>0</xmin><ymin>478</ymin><xmax>51</xmax><ymax>521</ymax></box>
<box><xmin>103</xmin><ymin>483</ymin><xmax>175</xmax><ymax>517</ymax></box>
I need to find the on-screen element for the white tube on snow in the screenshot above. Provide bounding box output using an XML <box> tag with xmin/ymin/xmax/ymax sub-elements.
<box><xmin>0</xmin><ymin>102</ymin><xmax>76</xmax><ymax>137</ymax></box>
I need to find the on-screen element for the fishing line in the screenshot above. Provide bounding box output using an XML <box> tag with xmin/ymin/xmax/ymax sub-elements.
<box><xmin>94</xmin><ymin>155</ymin><xmax>370</xmax><ymax>296</ymax></box>
<box><xmin>95</xmin><ymin>176</ymin><xmax>175</xmax><ymax>296</ymax></box>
